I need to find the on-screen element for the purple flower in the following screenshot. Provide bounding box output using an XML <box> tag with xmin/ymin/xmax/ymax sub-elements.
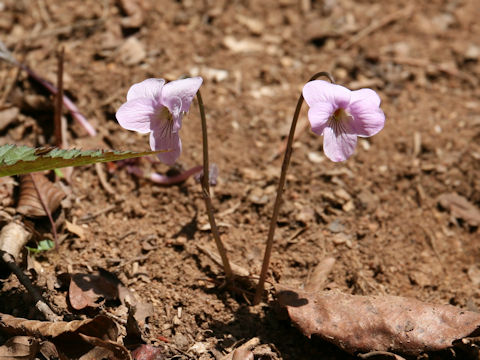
<box><xmin>302</xmin><ymin>80</ymin><xmax>385</xmax><ymax>162</ymax></box>
<box><xmin>116</xmin><ymin>77</ymin><xmax>203</xmax><ymax>165</ymax></box>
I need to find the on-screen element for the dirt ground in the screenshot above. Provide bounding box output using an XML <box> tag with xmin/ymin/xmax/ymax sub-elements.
<box><xmin>1</xmin><ymin>0</ymin><xmax>480</xmax><ymax>359</ymax></box>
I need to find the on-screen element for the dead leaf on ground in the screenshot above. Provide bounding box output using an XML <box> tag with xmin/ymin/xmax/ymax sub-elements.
<box><xmin>65</xmin><ymin>220</ymin><xmax>86</xmax><ymax>239</ymax></box>
<box><xmin>0</xmin><ymin>336</ymin><xmax>40</xmax><ymax>360</ymax></box>
<box><xmin>0</xmin><ymin>222</ymin><xmax>31</xmax><ymax>262</ymax></box>
<box><xmin>124</xmin><ymin>302</ymin><xmax>154</xmax><ymax>348</ymax></box>
<box><xmin>438</xmin><ymin>192</ymin><xmax>480</xmax><ymax>227</ymax></box>
<box><xmin>277</xmin><ymin>287</ymin><xmax>480</xmax><ymax>356</ymax></box>
<box><xmin>17</xmin><ymin>173</ymin><xmax>65</xmax><ymax>217</ymax></box>
<box><xmin>69</xmin><ymin>271</ymin><xmax>119</xmax><ymax>310</ymax></box>
<box><xmin>0</xmin><ymin>313</ymin><xmax>131</xmax><ymax>359</ymax></box>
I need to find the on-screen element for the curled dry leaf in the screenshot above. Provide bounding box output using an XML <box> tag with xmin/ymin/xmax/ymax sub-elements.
<box><xmin>0</xmin><ymin>222</ymin><xmax>31</xmax><ymax>261</ymax></box>
<box><xmin>0</xmin><ymin>313</ymin><xmax>130</xmax><ymax>360</ymax></box>
<box><xmin>17</xmin><ymin>173</ymin><xmax>65</xmax><ymax>217</ymax></box>
<box><xmin>0</xmin><ymin>335</ymin><xmax>40</xmax><ymax>360</ymax></box>
<box><xmin>277</xmin><ymin>287</ymin><xmax>480</xmax><ymax>356</ymax></box>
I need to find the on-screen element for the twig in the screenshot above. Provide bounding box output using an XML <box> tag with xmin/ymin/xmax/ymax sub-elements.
<box><xmin>95</xmin><ymin>163</ymin><xmax>115</xmax><ymax>195</ymax></box>
<box><xmin>15</xmin><ymin>18</ymin><xmax>104</xmax><ymax>42</ymax></box>
<box><xmin>0</xmin><ymin>250</ymin><xmax>60</xmax><ymax>321</ymax></box>
<box><xmin>220</xmin><ymin>337</ymin><xmax>260</xmax><ymax>360</ymax></box>
<box><xmin>253</xmin><ymin>72</ymin><xmax>335</xmax><ymax>305</ymax></box>
<box><xmin>196</xmin><ymin>91</ymin><xmax>233</xmax><ymax>279</ymax></box>
<box><xmin>77</xmin><ymin>203</ymin><xmax>118</xmax><ymax>224</ymax></box>
<box><xmin>196</xmin><ymin>244</ymin><xmax>249</xmax><ymax>277</ymax></box>
<box><xmin>341</xmin><ymin>6</ymin><xmax>413</xmax><ymax>50</ymax></box>
<box><xmin>0</xmin><ymin>40</ymin><xmax>96</xmax><ymax>136</ymax></box>
<box><xmin>19</xmin><ymin>63</ymin><xmax>96</xmax><ymax>136</ymax></box>
<box><xmin>29</xmin><ymin>174</ymin><xmax>58</xmax><ymax>249</ymax></box>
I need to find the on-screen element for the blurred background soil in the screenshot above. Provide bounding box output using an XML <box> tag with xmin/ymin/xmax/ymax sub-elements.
<box><xmin>0</xmin><ymin>0</ymin><xmax>479</xmax><ymax>358</ymax></box>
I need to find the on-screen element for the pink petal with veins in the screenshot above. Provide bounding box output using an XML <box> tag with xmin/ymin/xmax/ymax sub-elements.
<box><xmin>303</xmin><ymin>80</ymin><xmax>351</xmax><ymax>110</ymax></box>
<box><xmin>127</xmin><ymin>78</ymin><xmax>165</xmax><ymax>102</ymax></box>
<box><xmin>161</xmin><ymin>77</ymin><xmax>203</xmax><ymax>116</ymax></box>
<box><xmin>150</xmin><ymin>131</ymin><xmax>182</xmax><ymax>165</ymax></box>
<box><xmin>322</xmin><ymin>126</ymin><xmax>358</xmax><ymax>162</ymax></box>
<box><xmin>116</xmin><ymin>98</ymin><xmax>156</xmax><ymax>134</ymax></box>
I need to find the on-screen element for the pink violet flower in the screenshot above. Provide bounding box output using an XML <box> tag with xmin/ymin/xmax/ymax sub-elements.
<box><xmin>116</xmin><ymin>77</ymin><xmax>203</xmax><ymax>165</ymax></box>
<box><xmin>302</xmin><ymin>80</ymin><xmax>385</xmax><ymax>162</ymax></box>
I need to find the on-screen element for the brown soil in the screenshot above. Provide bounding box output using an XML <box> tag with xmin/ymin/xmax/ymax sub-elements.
<box><xmin>1</xmin><ymin>0</ymin><xmax>480</xmax><ymax>359</ymax></box>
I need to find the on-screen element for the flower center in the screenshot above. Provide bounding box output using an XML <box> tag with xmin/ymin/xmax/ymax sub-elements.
<box><xmin>155</xmin><ymin>107</ymin><xmax>175</xmax><ymax>137</ymax></box>
<box><xmin>329</xmin><ymin>108</ymin><xmax>352</xmax><ymax>136</ymax></box>
<box><xmin>332</xmin><ymin>108</ymin><xmax>350</xmax><ymax>123</ymax></box>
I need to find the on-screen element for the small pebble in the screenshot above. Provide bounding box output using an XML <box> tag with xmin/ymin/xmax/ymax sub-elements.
<box><xmin>328</xmin><ymin>219</ymin><xmax>345</xmax><ymax>233</ymax></box>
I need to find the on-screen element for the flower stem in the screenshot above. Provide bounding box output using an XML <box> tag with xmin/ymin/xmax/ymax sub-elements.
<box><xmin>253</xmin><ymin>71</ymin><xmax>335</xmax><ymax>305</ymax></box>
<box><xmin>196</xmin><ymin>91</ymin><xmax>233</xmax><ymax>279</ymax></box>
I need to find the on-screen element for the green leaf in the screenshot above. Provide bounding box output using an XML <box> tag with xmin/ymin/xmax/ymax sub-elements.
<box><xmin>0</xmin><ymin>145</ymin><xmax>164</xmax><ymax>177</ymax></box>
<box><xmin>26</xmin><ymin>239</ymin><xmax>55</xmax><ymax>253</ymax></box>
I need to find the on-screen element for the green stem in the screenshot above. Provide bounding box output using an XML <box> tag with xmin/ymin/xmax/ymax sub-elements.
<box><xmin>197</xmin><ymin>91</ymin><xmax>233</xmax><ymax>279</ymax></box>
<box><xmin>253</xmin><ymin>72</ymin><xmax>335</xmax><ymax>304</ymax></box>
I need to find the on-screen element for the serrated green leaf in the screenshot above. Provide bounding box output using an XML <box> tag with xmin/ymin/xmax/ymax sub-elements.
<box><xmin>0</xmin><ymin>145</ymin><xmax>164</xmax><ymax>177</ymax></box>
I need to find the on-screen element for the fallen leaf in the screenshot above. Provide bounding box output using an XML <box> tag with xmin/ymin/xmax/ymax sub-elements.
<box><xmin>69</xmin><ymin>272</ymin><xmax>119</xmax><ymax>310</ymax></box>
<box><xmin>17</xmin><ymin>173</ymin><xmax>65</xmax><ymax>217</ymax></box>
<box><xmin>124</xmin><ymin>302</ymin><xmax>154</xmax><ymax>348</ymax></box>
<box><xmin>0</xmin><ymin>222</ymin><xmax>31</xmax><ymax>261</ymax></box>
<box><xmin>0</xmin><ymin>313</ymin><xmax>130</xmax><ymax>359</ymax></box>
<box><xmin>277</xmin><ymin>287</ymin><xmax>480</xmax><ymax>355</ymax></box>
<box><xmin>0</xmin><ymin>336</ymin><xmax>39</xmax><ymax>360</ymax></box>
<box><xmin>438</xmin><ymin>192</ymin><xmax>480</xmax><ymax>227</ymax></box>
<box><xmin>65</xmin><ymin>220</ymin><xmax>86</xmax><ymax>239</ymax></box>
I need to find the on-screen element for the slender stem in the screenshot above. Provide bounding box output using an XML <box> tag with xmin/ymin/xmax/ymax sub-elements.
<box><xmin>253</xmin><ymin>72</ymin><xmax>335</xmax><ymax>304</ymax></box>
<box><xmin>54</xmin><ymin>47</ymin><xmax>64</xmax><ymax>147</ymax></box>
<box><xmin>196</xmin><ymin>91</ymin><xmax>233</xmax><ymax>279</ymax></box>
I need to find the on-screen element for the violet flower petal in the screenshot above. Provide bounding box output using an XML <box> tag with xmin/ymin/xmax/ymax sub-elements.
<box><xmin>116</xmin><ymin>98</ymin><xmax>157</xmax><ymax>133</ymax></box>
<box><xmin>322</xmin><ymin>126</ymin><xmax>358</xmax><ymax>162</ymax></box>
<box><xmin>307</xmin><ymin>102</ymin><xmax>336</xmax><ymax>135</ymax></box>
<box><xmin>303</xmin><ymin>80</ymin><xmax>351</xmax><ymax>109</ymax></box>
<box><xmin>150</xmin><ymin>131</ymin><xmax>182</xmax><ymax>165</ymax></box>
<box><xmin>127</xmin><ymin>78</ymin><xmax>165</xmax><ymax>101</ymax></box>
<box><xmin>348</xmin><ymin>89</ymin><xmax>385</xmax><ymax>137</ymax></box>
<box><xmin>161</xmin><ymin>77</ymin><xmax>203</xmax><ymax>116</ymax></box>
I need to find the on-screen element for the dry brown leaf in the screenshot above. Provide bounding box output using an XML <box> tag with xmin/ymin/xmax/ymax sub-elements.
<box><xmin>38</xmin><ymin>341</ymin><xmax>59</xmax><ymax>359</ymax></box>
<box><xmin>277</xmin><ymin>287</ymin><xmax>480</xmax><ymax>356</ymax></box>
<box><xmin>17</xmin><ymin>173</ymin><xmax>65</xmax><ymax>217</ymax></box>
<box><xmin>438</xmin><ymin>192</ymin><xmax>480</xmax><ymax>227</ymax></box>
<box><xmin>0</xmin><ymin>313</ymin><xmax>130</xmax><ymax>360</ymax></box>
<box><xmin>69</xmin><ymin>272</ymin><xmax>119</xmax><ymax>310</ymax></box>
<box><xmin>0</xmin><ymin>336</ymin><xmax>39</xmax><ymax>360</ymax></box>
<box><xmin>124</xmin><ymin>301</ymin><xmax>154</xmax><ymax>348</ymax></box>
<box><xmin>0</xmin><ymin>313</ymin><xmax>116</xmax><ymax>338</ymax></box>
<box><xmin>65</xmin><ymin>220</ymin><xmax>86</xmax><ymax>239</ymax></box>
